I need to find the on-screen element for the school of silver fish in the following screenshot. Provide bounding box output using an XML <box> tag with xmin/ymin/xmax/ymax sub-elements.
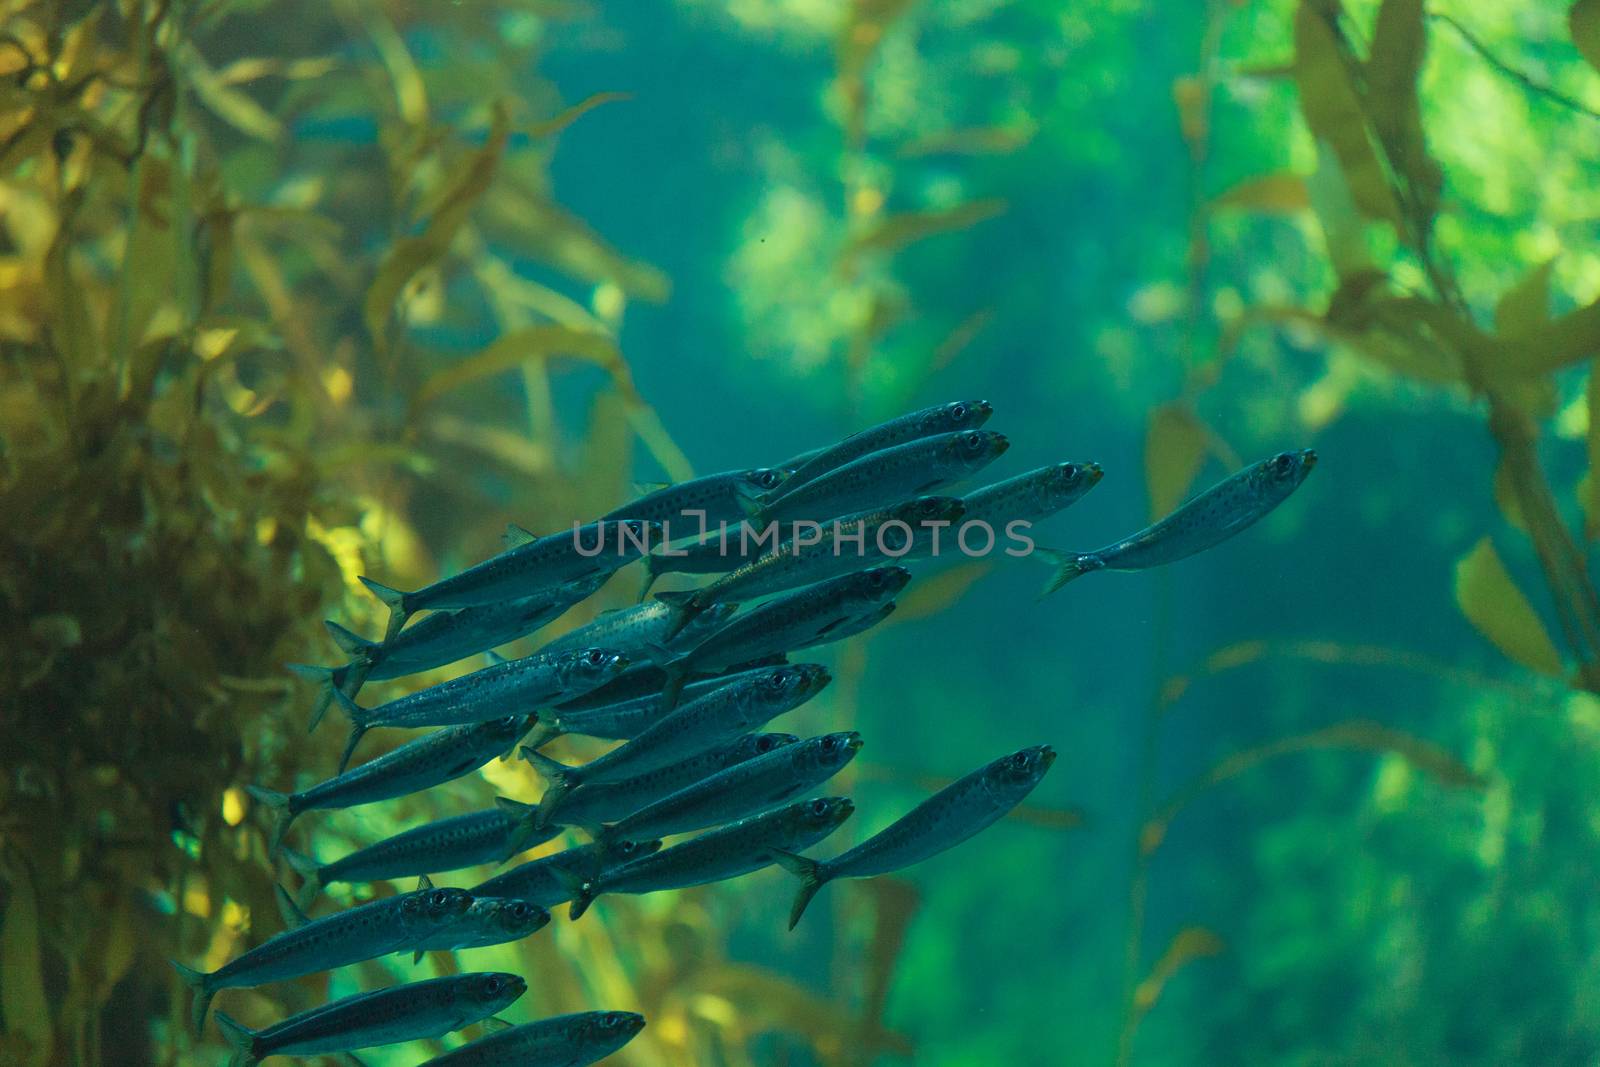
<box><xmin>174</xmin><ymin>399</ymin><xmax>1316</xmax><ymax>1063</ymax></box>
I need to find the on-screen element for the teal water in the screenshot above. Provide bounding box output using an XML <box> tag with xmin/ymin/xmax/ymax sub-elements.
<box><xmin>8</xmin><ymin>3</ymin><xmax>1592</xmax><ymax>1066</ymax></box>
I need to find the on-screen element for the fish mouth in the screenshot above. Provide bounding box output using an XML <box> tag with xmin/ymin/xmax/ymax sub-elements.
<box><xmin>802</xmin><ymin>666</ymin><xmax>833</xmax><ymax>692</ymax></box>
<box><xmin>619</xmin><ymin>1013</ymin><xmax>647</xmax><ymax>1037</ymax></box>
<box><xmin>505</xmin><ymin>975</ymin><xmax>529</xmax><ymax>998</ymax></box>
<box><xmin>1037</xmin><ymin>745</ymin><xmax>1058</xmax><ymax>769</ymax></box>
<box><xmin>989</xmin><ymin>433</ymin><xmax>1011</xmax><ymax>457</ymax></box>
<box><xmin>842</xmin><ymin>732</ymin><xmax>864</xmax><ymax>751</ymax></box>
<box><xmin>1300</xmin><ymin>448</ymin><xmax>1318</xmax><ymax>471</ymax></box>
<box><xmin>834</xmin><ymin>797</ymin><xmax>856</xmax><ymax>819</ymax></box>
<box><xmin>1084</xmin><ymin>463</ymin><xmax>1105</xmax><ymax>485</ymax></box>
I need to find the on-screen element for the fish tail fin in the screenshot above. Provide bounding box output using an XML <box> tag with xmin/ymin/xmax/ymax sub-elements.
<box><xmin>659</xmin><ymin>661</ymin><xmax>689</xmax><ymax>712</ymax></box>
<box><xmin>652</xmin><ymin>592</ymin><xmax>700</xmax><ymax>640</ymax></box>
<box><xmin>518</xmin><ymin>747</ymin><xmax>575</xmax><ymax>829</ymax></box>
<box><xmin>358</xmin><ymin>576</ymin><xmax>410</xmax><ymax>641</ymax></box>
<box><xmin>280</xmin><ymin>847</ymin><xmax>324</xmax><ymax>907</ymax></box>
<box><xmin>285</xmin><ymin>663</ymin><xmax>338</xmax><ymax>733</ymax></box>
<box><xmin>733</xmin><ymin>485</ymin><xmax>769</xmax><ymax>524</ymax></box>
<box><xmin>244</xmin><ymin>785</ymin><xmax>295</xmax><ymax>856</ymax></box>
<box><xmin>637</xmin><ymin>555</ymin><xmax>663</xmax><ymax>601</ymax></box>
<box><xmin>521</xmin><ymin>717</ymin><xmax>561</xmax><ymax>753</ymax></box>
<box><xmin>1033</xmin><ymin>548</ymin><xmax>1103</xmax><ymax>597</ymax></box>
<box><xmin>170</xmin><ymin>959</ymin><xmax>214</xmax><ymax>1035</ymax></box>
<box><xmin>323</xmin><ymin>620</ymin><xmax>377</xmax><ymax>657</ymax></box>
<box><xmin>330</xmin><ymin>687</ymin><xmax>371</xmax><ymax>773</ymax></box>
<box><xmin>551</xmin><ymin>865</ymin><xmax>597</xmax><ymax>921</ymax></box>
<box><xmin>493</xmin><ymin>795</ymin><xmax>543</xmax><ymax>861</ymax></box>
<box><xmin>214</xmin><ymin>1011</ymin><xmax>259</xmax><ymax>1067</ymax></box>
<box><xmin>770</xmin><ymin>848</ymin><xmax>829</xmax><ymax>931</ymax></box>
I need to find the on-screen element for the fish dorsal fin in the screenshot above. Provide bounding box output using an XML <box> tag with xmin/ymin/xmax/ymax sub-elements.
<box><xmin>274</xmin><ymin>884</ymin><xmax>310</xmax><ymax>929</ymax></box>
<box><xmin>633</xmin><ymin>480</ymin><xmax>671</xmax><ymax>495</ymax></box>
<box><xmin>503</xmin><ymin>523</ymin><xmax>538</xmax><ymax>549</ymax></box>
<box><xmin>416</xmin><ymin>874</ymin><xmax>435</xmax><ymax>892</ymax></box>
<box><xmin>485</xmin><ymin>651</ymin><xmax>511</xmax><ymax>667</ymax></box>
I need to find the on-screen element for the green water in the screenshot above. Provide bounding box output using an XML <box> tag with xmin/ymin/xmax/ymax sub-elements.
<box><xmin>4</xmin><ymin>2</ymin><xmax>1597</xmax><ymax>1065</ymax></box>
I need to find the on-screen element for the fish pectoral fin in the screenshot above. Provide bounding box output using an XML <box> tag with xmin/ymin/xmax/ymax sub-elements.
<box><xmin>344</xmin><ymin>1055</ymin><xmax>370</xmax><ymax>1067</ymax></box>
<box><xmin>485</xmin><ymin>650</ymin><xmax>511</xmax><ymax>667</ymax></box>
<box><xmin>484</xmin><ymin>1016</ymin><xmax>515</xmax><ymax>1033</ymax></box>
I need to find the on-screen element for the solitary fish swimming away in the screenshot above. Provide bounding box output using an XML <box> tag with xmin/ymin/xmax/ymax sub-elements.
<box><xmin>360</xmin><ymin>518</ymin><xmax>661</xmax><ymax>640</ymax></box>
<box><xmin>170</xmin><ymin>878</ymin><xmax>473</xmax><ymax>1033</ymax></box>
<box><xmin>290</xmin><ymin>575</ymin><xmax>608</xmax><ymax>726</ymax></box>
<box><xmin>418</xmin><ymin>1010</ymin><xmax>646</xmax><ymax>1067</ymax></box>
<box><xmin>773</xmin><ymin>745</ymin><xmax>1056</xmax><ymax>930</ymax></box>
<box><xmin>586</xmin><ymin>731</ymin><xmax>863</xmax><ymax>860</ymax></box>
<box><xmin>469</xmin><ymin>840</ymin><xmax>663</xmax><ymax>909</ymax></box>
<box><xmin>525</xmin><ymin>732</ymin><xmax>800</xmax><ymax>836</ymax></box>
<box><xmin>768</xmin><ymin>399</ymin><xmax>993</xmax><ymax>504</ymax></box>
<box><xmin>603</xmin><ymin>467</ymin><xmax>791</xmax><ymax>532</ymax></box>
<box><xmin>519</xmin><ymin>663</ymin><xmax>831</xmax><ymax>835</ymax></box>
<box><xmin>282</xmin><ymin>802</ymin><xmax>559</xmax><ymax>907</ymax></box>
<box><xmin>958</xmin><ymin>461</ymin><xmax>1104</xmax><ymax>529</ymax></box>
<box><xmin>331</xmin><ymin>646</ymin><xmax>628</xmax><ymax>770</ymax></box>
<box><xmin>246</xmin><ymin>716</ymin><xmax>532</xmax><ymax>854</ymax></box>
<box><xmin>214</xmin><ymin>971</ymin><xmax>524</xmax><ymax>1067</ymax></box>
<box><xmin>655</xmin><ymin>497</ymin><xmax>964</xmax><ymax>638</ymax></box>
<box><xmin>565</xmin><ymin>796</ymin><xmax>855</xmax><ymax>919</ymax></box>
<box><xmin>751</xmin><ymin>429</ymin><xmax>1009</xmax><ymax>525</ymax></box>
<box><xmin>1037</xmin><ymin>449</ymin><xmax>1317</xmax><ymax>595</ymax></box>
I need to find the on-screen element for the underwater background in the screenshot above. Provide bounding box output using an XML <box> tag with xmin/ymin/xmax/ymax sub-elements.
<box><xmin>6</xmin><ymin>0</ymin><xmax>1600</xmax><ymax>1064</ymax></box>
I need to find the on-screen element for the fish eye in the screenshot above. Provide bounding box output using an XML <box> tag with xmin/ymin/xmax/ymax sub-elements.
<box><xmin>497</xmin><ymin>716</ymin><xmax>516</xmax><ymax>728</ymax></box>
<box><xmin>485</xmin><ymin>976</ymin><xmax>503</xmax><ymax>994</ymax></box>
<box><xmin>808</xmin><ymin>799</ymin><xmax>828</xmax><ymax>816</ymax></box>
<box><xmin>1061</xmin><ymin>463</ymin><xmax>1079</xmax><ymax>480</ymax></box>
<box><xmin>1010</xmin><ymin>753</ymin><xmax>1029</xmax><ymax>769</ymax></box>
<box><xmin>951</xmin><ymin>403</ymin><xmax>967</xmax><ymax>420</ymax></box>
<box><xmin>756</xmin><ymin>736</ymin><xmax>777</xmax><ymax>752</ymax></box>
<box><xmin>820</xmin><ymin>736</ymin><xmax>837</xmax><ymax>752</ymax></box>
<box><xmin>401</xmin><ymin>897</ymin><xmax>418</xmax><ymax>914</ymax></box>
<box><xmin>512</xmin><ymin>902</ymin><xmax>533</xmax><ymax>919</ymax></box>
<box><xmin>1270</xmin><ymin>453</ymin><xmax>1296</xmax><ymax>476</ymax></box>
<box><xmin>603</xmin><ymin>1012</ymin><xmax>629</xmax><ymax>1027</ymax></box>
<box><xmin>430</xmin><ymin>890</ymin><xmax>449</xmax><ymax>906</ymax></box>
<box><xmin>585</xmin><ymin>650</ymin><xmax>606</xmax><ymax>666</ymax></box>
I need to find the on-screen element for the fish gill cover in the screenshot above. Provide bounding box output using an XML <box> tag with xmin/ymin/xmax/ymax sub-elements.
<box><xmin>2</xmin><ymin>1</ymin><xmax>1596</xmax><ymax>1065</ymax></box>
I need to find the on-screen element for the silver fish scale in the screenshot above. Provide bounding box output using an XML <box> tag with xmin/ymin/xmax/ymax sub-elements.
<box><xmin>599</xmin><ymin>801</ymin><xmax>839</xmax><ymax>896</ymax></box>
<box><xmin>317</xmin><ymin>808</ymin><xmax>546</xmax><ymax>885</ymax></box>
<box><xmin>212</xmin><ymin>895</ymin><xmax>417</xmax><ymax>987</ymax></box>
<box><xmin>554</xmin><ymin>733</ymin><xmax>796</xmax><ymax>827</ymax></box>
<box><xmin>298</xmin><ymin>719</ymin><xmax>524</xmax><ymax>814</ymax></box>
<box><xmin>251</xmin><ymin>975</ymin><xmax>491</xmax><ymax>1055</ymax></box>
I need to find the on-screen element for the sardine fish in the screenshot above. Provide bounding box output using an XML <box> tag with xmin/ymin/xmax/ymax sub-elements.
<box><xmin>213</xmin><ymin>972</ymin><xmax>525</xmax><ymax>1067</ymax></box>
<box><xmin>773</xmin><ymin>745</ymin><xmax>1056</xmax><ymax>929</ymax></box>
<box><xmin>1038</xmin><ymin>449</ymin><xmax>1316</xmax><ymax>594</ymax></box>
<box><xmin>246</xmin><ymin>715</ymin><xmax>531</xmax><ymax>853</ymax></box>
